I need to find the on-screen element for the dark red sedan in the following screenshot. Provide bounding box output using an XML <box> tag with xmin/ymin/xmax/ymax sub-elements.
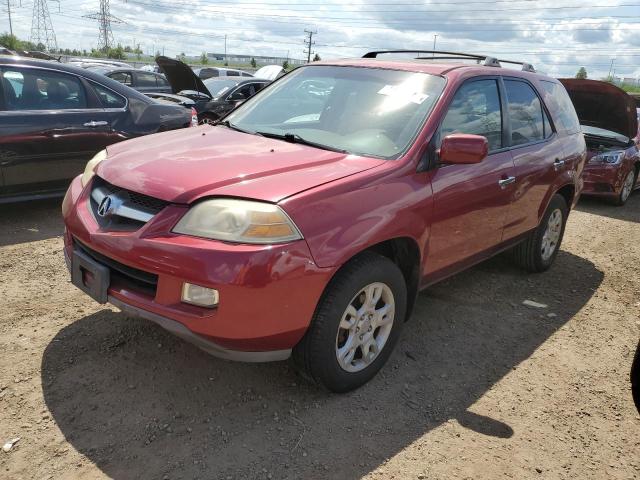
<box><xmin>560</xmin><ymin>79</ymin><xmax>640</xmax><ymax>206</ymax></box>
<box><xmin>63</xmin><ymin>51</ymin><xmax>586</xmax><ymax>392</ymax></box>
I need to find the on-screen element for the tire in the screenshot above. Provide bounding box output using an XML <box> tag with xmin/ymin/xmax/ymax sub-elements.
<box><xmin>292</xmin><ymin>251</ymin><xmax>407</xmax><ymax>393</ymax></box>
<box><xmin>509</xmin><ymin>194</ymin><xmax>568</xmax><ymax>273</ymax></box>
<box><xmin>612</xmin><ymin>169</ymin><xmax>636</xmax><ymax>206</ymax></box>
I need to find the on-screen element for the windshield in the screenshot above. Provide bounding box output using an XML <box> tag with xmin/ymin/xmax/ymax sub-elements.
<box><xmin>203</xmin><ymin>78</ymin><xmax>239</xmax><ymax>98</ymax></box>
<box><xmin>226</xmin><ymin>65</ymin><xmax>446</xmax><ymax>159</ymax></box>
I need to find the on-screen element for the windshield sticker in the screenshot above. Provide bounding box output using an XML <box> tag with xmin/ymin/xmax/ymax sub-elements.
<box><xmin>377</xmin><ymin>85</ymin><xmax>429</xmax><ymax>105</ymax></box>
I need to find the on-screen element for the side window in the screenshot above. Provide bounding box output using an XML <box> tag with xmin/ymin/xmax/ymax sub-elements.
<box><xmin>226</xmin><ymin>71</ymin><xmax>239</xmax><ymax>77</ymax></box>
<box><xmin>230</xmin><ymin>84</ymin><xmax>253</xmax><ymax>100</ymax></box>
<box><xmin>136</xmin><ymin>72</ymin><xmax>158</xmax><ymax>87</ymax></box>
<box><xmin>109</xmin><ymin>71</ymin><xmax>132</xmax><ymax>86</ymax></box>
<box><xmin>504</xmin><ymin>80</ymin><xmax>544</xmax><ymax>147</ymax></box>
<box><xmin>439</xmin><ymin>79</ymin><xmax>503</xmax><ymax>151</ymax></box>
<box><xmin>540</xmin><ymin>80</ymin><xmax>581</xmax><ymax>135</ymax></box>
<box><xmin>543</xmin><ymin>108</ymin><xmax>553</xmax><ymax>139</ymax></box>
<box><xmin>156</xmin><ymin>75</ymin><xmax>170</xmax><ymax>87</ymax></box>
<box><xmin>90</xmin><ymin>82</ymin><xmax>126</xmax><ymax>108</ymax></box>
<box><xmin>1</xmin><ymin>68</ymin><xmax>87</xmax><ymax>111</ymax></box>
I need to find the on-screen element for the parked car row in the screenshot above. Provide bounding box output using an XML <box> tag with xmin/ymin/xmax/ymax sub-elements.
<box><xmin>2</xmin><ymin>50</ymin><xmax>638</xmax><ymax>393</ymax></box>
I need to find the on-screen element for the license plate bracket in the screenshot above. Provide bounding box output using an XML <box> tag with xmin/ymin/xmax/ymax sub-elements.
<box><xmin>71</xmin><ymin>249</ymin><xmax>110</xmax><ymax>304</ymax></box>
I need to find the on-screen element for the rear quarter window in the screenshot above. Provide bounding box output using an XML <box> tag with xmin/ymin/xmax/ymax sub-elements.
<box><xmin>539</xmin><ymin>80</ymin><xmax>581</xmax><ymax>135</ymax></box>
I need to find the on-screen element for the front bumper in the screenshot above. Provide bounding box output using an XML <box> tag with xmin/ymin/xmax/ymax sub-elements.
<box><xmin>581</xmin><ymin>162</ymin><xmax>625</xmax><ymax>197</ymax></box>
<box><xmin>62</xmin><ymin>175</ymin><xmax>336</xmax><ymax>359</ymax></box>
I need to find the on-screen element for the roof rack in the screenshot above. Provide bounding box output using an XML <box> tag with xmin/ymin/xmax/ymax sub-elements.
<box><xmin>362</xmin><ymin>50</ymin><xmax>535</xmax><ymax>73</ymax></box>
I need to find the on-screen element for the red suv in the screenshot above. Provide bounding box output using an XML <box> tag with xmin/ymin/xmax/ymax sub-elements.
<box><xmin>62</xmin><ymin>51</ymin><xmax>586</xmax><ymax>392</ymax></box>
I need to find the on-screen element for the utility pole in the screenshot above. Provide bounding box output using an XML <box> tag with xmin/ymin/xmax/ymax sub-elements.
<box><xmin>304</xmin><ymin>29</ymin><xmax>316</xmax><ymax>63</ymax></box>
<box><xmin>30</xmin><ymin>0</ymin><xmax>57</xmax><ymax>51</ymax></box>
<box><xmin>83</xmin><ymin>0</ymin><xmax>124</xmax><ymax>52</ymax></box>
<box><xmin>7</xmin><ymin>0</ymin><xmax>13</xmax><ymax>36</ymax></box>
<box><xmin>224</xmin><ymin>34</ymin><xmax>227</xmax><ymax>65</ymax></box>
<box><xmin>432</xmin><ymin>34</ymin><xmax>438</xmax><ymax>56</ymax></box>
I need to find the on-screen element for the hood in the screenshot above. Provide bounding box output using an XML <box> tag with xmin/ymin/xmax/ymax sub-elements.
<box><xmin>253</xmin><ymin>65</ymin><xmax>285</xmax><ymax>80</ymax></box>
<box><xmin>559</xmin><ymin>78</ymin><xmax>638</xmax><ymax>140</ymax></box>
<box><xmin>98</xmin><ymin>126</ymin><xmax>384</xmax><ymax>204</ymax></box>
<box><xmin>155</xmin><ymin>56</ymin><xmax>212</xmax><ymax>98</ymax></box>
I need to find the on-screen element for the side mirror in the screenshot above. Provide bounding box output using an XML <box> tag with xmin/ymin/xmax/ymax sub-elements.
<box><xmin>439</xmin><ymin>134</ymin><xmax>489</xmax><ymax>165</ymax></box>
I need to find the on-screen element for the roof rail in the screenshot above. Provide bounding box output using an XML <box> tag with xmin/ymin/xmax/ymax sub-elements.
<box><xmin>362</xmin><ymin>50</ymin><xmax>535</xmax><ymax>73</ymax></box>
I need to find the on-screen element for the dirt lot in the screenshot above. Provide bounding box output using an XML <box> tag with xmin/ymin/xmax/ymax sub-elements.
<box><xmin>0</xmin><ymin>193</ymin><xmax>639</xmax><ymax>480</ymax></box>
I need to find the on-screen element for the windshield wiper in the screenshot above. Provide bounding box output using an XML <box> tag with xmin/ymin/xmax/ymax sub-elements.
<box><xmin>218</xmin><ymin>120</ymin><xmax>259</xmax><ymax>135</ymax></box>
<box><xmin>255</xmin><ymin>131</ymin><xmax>348</xmax><ymax>154</ymax></box>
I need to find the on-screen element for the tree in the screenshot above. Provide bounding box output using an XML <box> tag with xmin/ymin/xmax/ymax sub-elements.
<box><xmin>313</xmin><ymin>53</ymin><xmax>321</xmax><ymax>62</ymax></box>
<box><xmin>250</xmin><ymin>57</ymin><xmax>257</xmax><ymax>68</ymax></box>
<box><xmin>0</xmin><ymin>33</ymin><xmax>20</xmax><ymax>50</ymax></box>
<box><xmin>200</xmin><ymin>52</ymin><xmax>208</xmax><ymax>64</ymax></box>
<box><xmin>575</xmin><ymin>67</ymin><xmax>587</xmax><ymax>79</ymax></box>
<box><xmin>282</xmin><ymin>59</ymin><xmax>289</xmax><ymax>70</ymax></box>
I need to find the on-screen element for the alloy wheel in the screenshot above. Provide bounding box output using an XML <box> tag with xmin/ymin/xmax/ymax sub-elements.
<box><xmin>621</xmin><ymin>171</ymin><xmax>635</xmax><ymax>203</ymax></box>
<box><xmin>335</xmin><ymin>282</ymin><xmax>395</xmax><ymax>373</ymax></box>
<box><xmin>541</xmin><ymin>208</ymin><xmax>562</xmax><ymax>261</ymax></box>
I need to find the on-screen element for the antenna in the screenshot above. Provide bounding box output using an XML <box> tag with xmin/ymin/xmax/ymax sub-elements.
<box><xmin>30</xmin><ymin>0</ymin><xmax>58</xmax><ymax>52</ymax></box>
<box><xmin>83</xmin><ymin>0</ymin><xmax>125</xmax><ymax>52</ymax></box>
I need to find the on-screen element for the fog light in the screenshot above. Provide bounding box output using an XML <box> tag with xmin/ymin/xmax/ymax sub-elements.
<box><xmin>181</xmin><ymin>283</ymin><xmax>219</xmax><ymax>308</ymax></box>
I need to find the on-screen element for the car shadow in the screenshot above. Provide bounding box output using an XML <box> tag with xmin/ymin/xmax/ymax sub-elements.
<box><xmin>0</xmin><ymin>198</ymin><xmax>64</xmax><ymax>247</ymax></box>
<box><xmin>576</xmin><ymin>191</ymin><xmax>640</xmax><ymax>223</ymax></box>
<box><xmin>42</xmin><ymin>251</ymin><xmax>603</xmax><ymax>479</ymax></box>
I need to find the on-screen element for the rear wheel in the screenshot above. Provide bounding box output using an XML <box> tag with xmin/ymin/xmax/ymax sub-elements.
<box><xmin>509</xmin><ymin>194</ymin><xmax>568</xmax><ymax>273</ymax></box>
<box><xmin>613</xmin><ymin>169</ymin><xmax>636</xmax><ymax>206</ymax></box>
<box><xmin>292</xmin><ymin>252</ymin><xmax>407</xmax><ymax>393</ymax></box>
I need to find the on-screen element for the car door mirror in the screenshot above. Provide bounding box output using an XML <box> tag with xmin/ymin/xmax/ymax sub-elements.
<box><xmin>439</xmin><ymin>134</ymin><xmax>489</xmax><ymax>164</ymax></box>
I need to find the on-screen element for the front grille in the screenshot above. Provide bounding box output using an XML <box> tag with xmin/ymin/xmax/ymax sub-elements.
<box><xmin>75</xmin><ymin>240</ymin><xmax>158</xmax><ymax>296</ymax></box>
<box><xmin>89</xmin><ymin>177</ymin><xmax>169</xmax><ymax>231</ymax></box>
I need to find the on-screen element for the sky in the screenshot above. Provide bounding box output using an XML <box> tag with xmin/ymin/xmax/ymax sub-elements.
<box><xmin>4</xmin><ymin>0</ymin><xmax>640</xmax><ymax>80</ymax></box>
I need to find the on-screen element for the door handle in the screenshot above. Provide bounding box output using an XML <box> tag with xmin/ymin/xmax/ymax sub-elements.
<box><xmin>83</xmin><ymin>121</ymin><xmax>109</xmax><ymax>128</ymax></box>
<box><xmin>553</xmin><ymin>159</ymin><xmax>566</xmax><ymax>170</ymax></box>
<box><xmin>498</xmin><ymin>176</ymin><xmax>516</xmax><ymax>189</ymax></box>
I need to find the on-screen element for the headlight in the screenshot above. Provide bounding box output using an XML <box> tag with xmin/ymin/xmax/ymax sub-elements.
<box><xmin>589</xmin><ymin>151</ymin><xmax>624</xmax><ymax>165</ymax></box>
<box><xmin>173</xmin><ymin>199</ymin><xmax>303</xmax><ymax>244</ymax></box>
<box><xmin>81</xmin><ymin>150</ymin><xmax>107</xmax><ymax>187</ymax></box>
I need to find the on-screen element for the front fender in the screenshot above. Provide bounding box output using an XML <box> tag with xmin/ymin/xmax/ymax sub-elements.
<box><xmin>283</xmin><ymin>172</ymin><xmax>432</xmax><ymax>269</ymax></box>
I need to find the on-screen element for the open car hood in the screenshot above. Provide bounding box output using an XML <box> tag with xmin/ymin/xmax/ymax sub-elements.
<box><xmin>155</xmin><ymin>56</ymin><xmax>211</xmax><ymax>98</ymax></box>
<box><xmin>253</xmin><ymin>65</ymin><xmax>285</xmax><ymax>80</ymax></box>
<box><xmin>559</xmin><ymin>78</ymin><xmax>638</xmax><ymax>140</ymax></box>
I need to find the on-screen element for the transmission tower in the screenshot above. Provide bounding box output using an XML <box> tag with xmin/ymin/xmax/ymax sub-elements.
<box><xmin>30</xmin><ymin>0</ymin><xmax>58</xmax><ymax>52</ymax></box>
<box><xmin>84</xmin><ymin>0</ymin><xmax>124</xmax><ymax>52</ymax></box>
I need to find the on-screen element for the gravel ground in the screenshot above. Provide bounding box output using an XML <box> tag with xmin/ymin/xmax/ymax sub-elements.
<box><xmin>0</xmin><ymin>193</ymin><xmax>639</xmax><ymax>480</ymax></box>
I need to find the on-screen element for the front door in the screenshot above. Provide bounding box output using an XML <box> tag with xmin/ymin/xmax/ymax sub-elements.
<box><xmin>0</xmin><ymin>66</ymin><xmax>119</xmax><ymax>197</ymax></box>
<box><xmin>425</xmin><ymin>78</ymin><xmax>516</xmax><ymax>278</ymax></box>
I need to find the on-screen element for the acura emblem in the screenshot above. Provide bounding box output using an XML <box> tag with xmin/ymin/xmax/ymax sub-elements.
<box><xmin>97</xmin><ymin>195</ymin><xmax>113</xmax><ymax>217</ymax></box>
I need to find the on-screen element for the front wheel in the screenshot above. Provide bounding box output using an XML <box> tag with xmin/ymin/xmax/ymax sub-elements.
<box><xmin>292</xmin><ymin>252</ymin><xmax>407</xmax><ymax>393</ymax></box>
<box><xmin>509</xmin><ymin>194</ymin><xmax>568</xmax><ymax>273</ymax></box>
<box><xmin>613</xmin><ymin>169</ymin><xmax>636</xmax><ymax>206</ymax></box>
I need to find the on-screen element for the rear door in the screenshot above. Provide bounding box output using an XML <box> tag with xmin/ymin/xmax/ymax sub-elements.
<box><xmin>134</xmin><ymin>71</ymin><xmax>164</xmax><ymax>94</ymax></box>
<box><xmin>501</xmin><ymin>78</ymin><xmax>566</xmax><ymax>241</ymax></box>
<box><xmin>425</xmin><ymin>78</ymin><xmax>516</xmax><ymax>276</ymax></box>
<box><xmin>0</xmin><ymin>66</ymin><xmax>122</xmax><ymax>197</ymax></box>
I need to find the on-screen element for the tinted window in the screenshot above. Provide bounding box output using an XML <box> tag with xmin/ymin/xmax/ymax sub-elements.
<box><xmin>137</xmin><ymin>72</ymin><xmax>158</xmax><ymax>87</ymax></box>
<box><xmin>109</xmin><ymin>71</ymin><xmax>132</xmax><ymax>86</ymax></box>
<box><xmin>1</xmin><ymin>68</ymin><xmax>86</xmax><ymax>111</ymax></box>
<box><xmin>226</xmin><ymin>71</ymin><xmax>239</xmax><ymax>77</ymax></box>
<box><xmin>504</xmin><ymin>80</ymin><xmax>544</xmax><ymax>146</ymax></box>
<box><xmin>156</xmin><ymin>75</ymin><xmax>170</xmax><ymax>87</ymax></box>
<box><xmin>543</xmin><ymin>108</ymin><xmax>553</xmax><ymax>139</ymax></box>
<box><xmin>540</xmin><ymin>80</ymin><xmax>581</xmax><ymax>135</ymax></box>
<box><xmin>203</xmin><ymin>78</ymin><xmax>239</xmax><ymax>98</ymax></box>
<box><xmin>439</xmin><ymin>79</ymin><xmax>503</xmax><ymax>151</ymax></box>
<box><xmin>91</xmin><ymin>82</ymin><xmax>126</xmax><ymax>108</ymax></box>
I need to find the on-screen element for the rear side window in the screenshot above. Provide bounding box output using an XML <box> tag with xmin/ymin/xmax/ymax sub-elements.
<box><xmin>109</xmin><ymin>71</ymin><xmax>132</xmax><ymax>86</ymax></box>
<box><xmin>90</xmin><ymin>82</ymin><xmax>126</xmax><ymax>108</ymax></box>
<box><xmin>439</xmin><ymin>79</ymin><xmax>503</xmax><ymax>151</ymax></box>
<box><xmin>157</xmin><ymin>75</ymin><xmax>170</xmax><ymax>87</ymax></box>
<box><xmin>1</xmin><ymin>68</ymin><xmax>87</xmax><ymax>111</ymax></box>
<box><xmin>540</xmin><ymin>80</ymin><xmax>581</xmax><ymax>135</ymax></box>
<box><xmin>136</xmin><ymin>72</ymin><xmax>159</xmax><ymax>87</ymax></box>
<box><xmin>226</xmin><ymin>71</ymin><xmax>239</xmax><ymax>77</ymax></box>
<box><xmin>504</xmin><ymin>80</ymin><xmax>544</xmax><ymax>147</ymax></box>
